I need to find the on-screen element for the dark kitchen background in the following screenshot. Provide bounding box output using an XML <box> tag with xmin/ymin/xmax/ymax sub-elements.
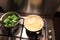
<box><xmin>0</xmin><ymin>0</ymin><xmax>60</xmax><ymax>40</ymax></box>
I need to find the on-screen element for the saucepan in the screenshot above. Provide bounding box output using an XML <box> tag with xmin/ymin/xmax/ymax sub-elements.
<box><xmin>0</xmin><ymin>11</ymin><xmax>21</xmax><ymax>35</ymax></box>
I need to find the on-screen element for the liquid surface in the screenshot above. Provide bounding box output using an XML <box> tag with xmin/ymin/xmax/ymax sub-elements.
<box><xmin>24</xmin><ymin>15</ymin><xmax>44</xmax><ymax>32</ymax></box>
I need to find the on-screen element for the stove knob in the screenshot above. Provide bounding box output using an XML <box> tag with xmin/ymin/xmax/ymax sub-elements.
<box><xmin>36</xmin><ymin>32</ymin><xmax>40</xmax><ymax>34</ymax></box>
<box><xmin>49</xmin><ymin>35</ymin><xmax>52</xmax><ymax>39</ymax></box>
<box><xmin>48</xmin><ymin>30</ymin><xmax>52</xmax><ymax>33</ymax></box>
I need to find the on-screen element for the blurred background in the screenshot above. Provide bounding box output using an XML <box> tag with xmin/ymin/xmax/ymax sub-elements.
<box><xmin>0</xmin><ymin>0</ymin><xmax>60</xmax><ymax>40</ymax></box>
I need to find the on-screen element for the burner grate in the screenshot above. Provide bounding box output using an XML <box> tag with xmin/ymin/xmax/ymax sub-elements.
<box><xmin>0</xmin><ymin>23</ymin><xmax>46</xmax><ymax>40</ymax></box>
<box><xmin>0</xmin><ymin>14</ymin><xmax>47</xmax><ymax>40</ymax></box>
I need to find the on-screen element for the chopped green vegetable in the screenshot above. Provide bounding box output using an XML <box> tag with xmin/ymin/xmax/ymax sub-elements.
<box><xmin>12</xmin><ymin>15</ymin><xmax>17</xmax><ymax>18</ymax></box>
<box><xmin>3</xmin><ymin>18</ymin><xmax>10</xmax><ymax>24</ymax></box>
<box><xmin>3</xmin><ymin>14</ymin><xmax>19</xmax><ymax>27</ymax></box>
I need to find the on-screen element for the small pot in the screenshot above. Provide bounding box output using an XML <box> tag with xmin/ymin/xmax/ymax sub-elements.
<box><xmin>24</xmin><ymin>15</ymin><xmax>44</xmax><ymax>32</ymax></box>
<box><xmin>0</xmin><ymin>11</ymin><xmax>20</xmax><ymax>35</ymax></box>
<box><xmin>24</xmin><ymin>15</ymin><xmax>44</xmax><ymax>39</ymax></box>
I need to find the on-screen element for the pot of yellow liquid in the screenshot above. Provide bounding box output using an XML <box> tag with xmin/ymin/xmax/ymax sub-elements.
<box><xmin>24</xmin><ymin>15</ymin><xmax>44</xmax><ymax>32</ymax></box>
<box><xmin>24</xmin><ymin>15</ymin><xmax>44</xmax><ymax>40</ymax></box>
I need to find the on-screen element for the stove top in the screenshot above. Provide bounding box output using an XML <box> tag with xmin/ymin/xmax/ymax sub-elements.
<box><xmin>0</xmin><ymin>13</ymin><xmax>55</xmax><ymax>40</ymax></box>
<box><xmin>0</xmin><ymin>16</ymin><xmax>47</xmax><ymax>40</ymax></box>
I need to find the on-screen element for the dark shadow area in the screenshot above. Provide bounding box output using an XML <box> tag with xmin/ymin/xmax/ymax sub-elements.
<box><xmin>0</xmin><ymin>7</ymin><xmax>4</xmax><ymax>13</ymax></box>
<box><xmin>54</xmin><ymin>12</ymin><xmax>60</xmax><ymax>17</ymax></box>
<box><xmin>53</xmin><ymin>11</ymin><xmax>60</xmax><ymax>40</ymax></box>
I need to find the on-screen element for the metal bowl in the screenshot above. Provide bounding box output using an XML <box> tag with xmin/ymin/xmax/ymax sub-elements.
<box><xmin>1</xmin><ymin>11</ymin><xmax>20</xmax><ymax>28</ymax></box>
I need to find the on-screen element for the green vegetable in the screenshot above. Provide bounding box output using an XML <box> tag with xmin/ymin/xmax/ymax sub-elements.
<box><xmin>3</xmin><ymin>18</ymin><xmax>10</xmax><ymax>24</ymax></box>
<box><xmin>3</xmin><ymin>14</ymin><xmax>19</xmax><ymax>27</ymax></box>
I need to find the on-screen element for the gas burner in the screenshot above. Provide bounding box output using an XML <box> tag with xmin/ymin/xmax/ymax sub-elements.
<box><xmin>21</xmin><ymin>25</ymin><xmax>46</xmax><ymax>40</ymax></box>
<box><xmin>0</xmin><ymin>13</ymin><xmax>55</xmax><ymax>40</ymax></box>
<box><xmin>21</xmin><ymin>16</ymin><xmax>46</xmax><ymax>40</ymax></box>
<box><xmin>0</xmin><ymin>15</ymin><xmax>54</xmax><ymax>40</ymax></box>
<box><xmin>0</xmin><ymin>15</ymin><xmax>47</xmax><ymax>40</ymax></box>
<box><xmin>1</xmin><ymin>23</ymin><xmax>20</xmax><ymax>36</ymax></box>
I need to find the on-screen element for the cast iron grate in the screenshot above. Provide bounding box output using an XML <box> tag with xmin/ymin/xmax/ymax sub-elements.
<box><xmin>0</xmin><ymin>21</ymin><xmax>46</xmax><ymax>40</ymax></box>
